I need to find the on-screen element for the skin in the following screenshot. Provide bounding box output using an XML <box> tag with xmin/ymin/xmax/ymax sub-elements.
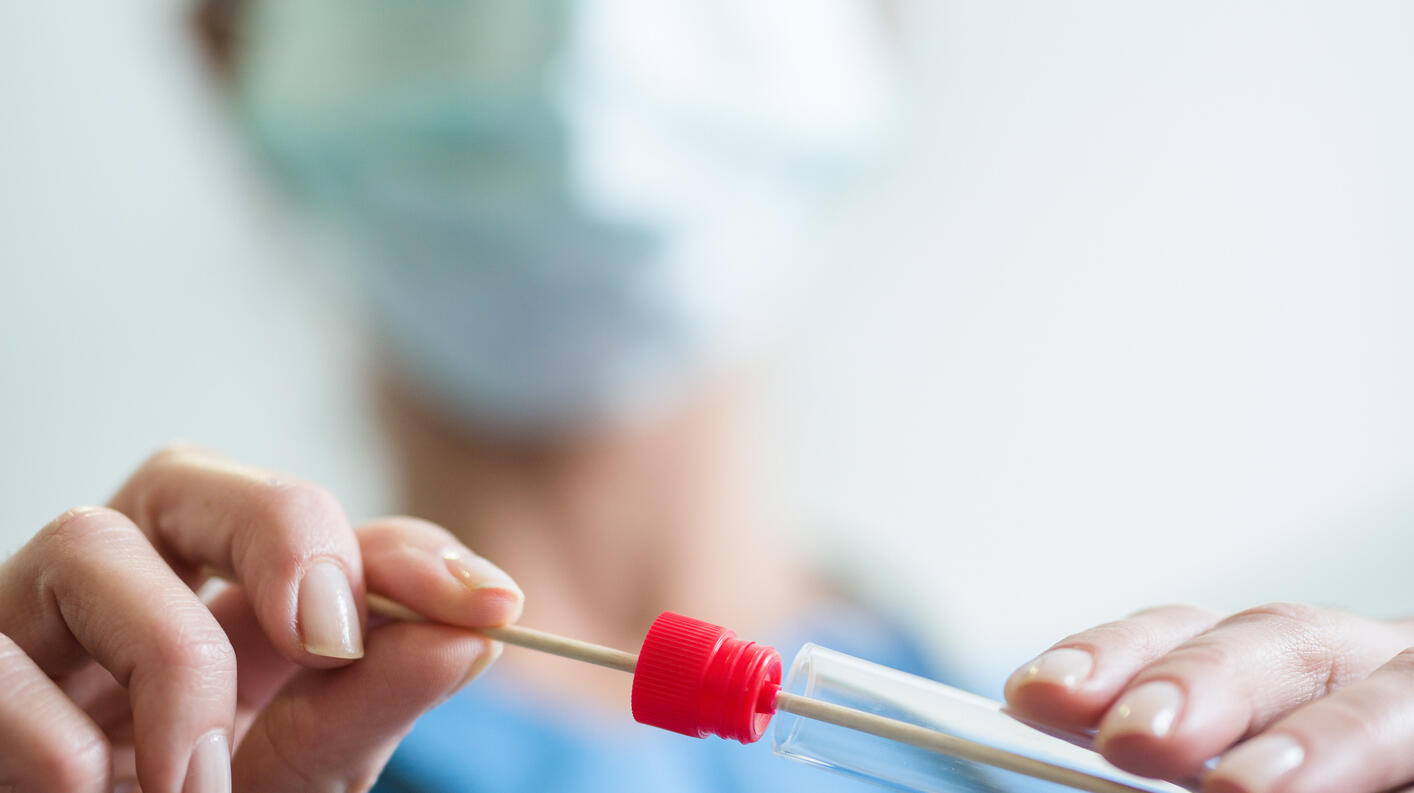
<box><xmin>1004</xmin><ymin>603</ymin><xmax>1414</xmax><ymax>793</ymax></box>
<box><xmin>0</xmin><ymin>444</ymin><xmax>523</xmax><ymax>793</ymax></box>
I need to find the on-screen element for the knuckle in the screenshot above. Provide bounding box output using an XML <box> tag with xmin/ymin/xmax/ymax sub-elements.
<box><xmin>250</xmin><ymin>479</ymin><xmax>346</xmax><ymax>537</ymax></box>
<box><xmin>148</xmin><ymin>613</ymin><xmax>237</xmax><ymax>682</ymax></box>
<box><xmin>138</xmin><ymin>596</ymin><xmax>237</xmax><ymax>684</ymax></box>
<box><xmin>110</xmin><ymin>442</ymin><xmax>204</xmax><ymax>527</ymax></box>
<box><xmin>146</xmin><ymin>440</ymin><xmax>202</xmax><ymax>468</ymax></box>
<box><xmin>1231</xmin><ymin>601</ymin><xmax>1327</xmax><ymax>629</ymax></box>
<box><xmin>1067</xmin><ymin>617</ymin><xmax>1171</xmax><ymax>657</ymax></box>
<box><xmin>31</xmin><ymin>727</ymin><xmax>111</xmax><ymax>793</ymax></box>
<box><xmin>1126</xmin><ymin>603</ymin><xmax>1213</xmax><ymax>622</ymax></box>
<box><xmin>1179</xmin><ymin>603</ymin><xmax>1349</xmax><ymax>702</ymax></box>
<box><xmin>237</xmin><ymin>480</ymin><xmax>353</xmax><ymax>578</ymax></box>
<box><xmin>1063</xmin><ymin>618</ymin><xmax>1147</xmax><ymax>648</ymax></box>
<box><xmin>1224</xmin><ymin>602</ymin><xmax>1337</xmax><ymax>683</ymax></box>
<box><xmin>1065</xmin><ymin>604</ymin><xmax>1216</xmax><ymax>657</ymax></box>
<box><xmin>124</xmin><ymin>441</ymin><xmax>206</xmax><ymax>496</ymax></box>
<box><xmin>39</xmin><ymin>507</ymin><xmax>140</xmax><ymax>557</ymax></box>
<box><xmin>1162</xmin><ymin>632</ymin><xmax>1241</xmax><ymax>675</ymax></box>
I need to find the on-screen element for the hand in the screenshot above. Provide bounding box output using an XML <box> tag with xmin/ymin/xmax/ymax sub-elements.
<box><xmin>1004</xmin><ymin>603</ymin><xmax>1414</xmax><ymax>793</ymax></box>
<box><xmin>0</xmin><ymin>444</ymin><xmax>523</xmax><ymax>793</ymax></box>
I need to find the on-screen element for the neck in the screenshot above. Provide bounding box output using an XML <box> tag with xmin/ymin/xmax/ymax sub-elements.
<box><xmin>379</xmin><ymin>378</ymin><xmax>815</xmax><ymax>655</ymax></box>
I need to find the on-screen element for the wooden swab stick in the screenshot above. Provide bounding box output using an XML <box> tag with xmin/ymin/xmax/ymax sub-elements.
<box><xmin>365</xmin><ymin>592</ymin><xmax>638</xmax><ymax>673</ymax></box>
<box><xmin>773</xmin><ymin>691</ymin><xmax>1188</xmax><ymax>793</ymax></box>
<box><xmin>364</xmin><ymin>592</ymin><xmax>1187</xmax><ymax>793</ymax></box>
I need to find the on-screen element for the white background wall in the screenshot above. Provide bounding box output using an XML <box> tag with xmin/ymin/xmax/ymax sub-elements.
<box><xmin>4</xmin><ymin>1</ymin><xmax>1413</xmax><ymax>694</ymax></box>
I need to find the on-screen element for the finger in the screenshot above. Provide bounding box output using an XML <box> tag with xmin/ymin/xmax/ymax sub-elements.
<box><xmin>109</xmin><ymin>444</ymin><xmax>365</xmax><ymax>663</ymax></box>
<box><xmin>64</xmin><ymin>584</ymin><xmax>306</xmax><ymax>776</ymax></box>
<box><xmin>1205</xmin><ymin>648</ymin><xmax>1414</xmax><ymax>793</ymax></box>
<box><xmin>56</xmin><ymin>665</ymin><xmax>136</xmax><ymax>783</ymax></box>
<box><xmin>0</xmin><ymin>632</ymin><xmax>111</xmax><ymax>793</ymax></box>
<box><xmin>1093</xmin><ymin>602</ymin><xmax>1411</xmax><ymax>779</ymax></box>
<box><xmin>1006</xmin><ymin>604</ymin><xmax>1221</xmax><ymax>731</ymax></box>
<box><xmin>0</xmin><ymin>508</ymin><xmax>235</xmax><ymax>793</ymax></box>
<box><xmin>202</xmin><ymin>583</ymin><xmax>300</xmax><ymax>727</ymax></box>
<box><xmin>233</xmin><ymin>621</ymin><xmax>498</xmax><ymax>792</ymax></box>
<box><xmin>58</xmin><ymin>663</ymin><xmax>128</xmax><ymax>730</ymax></box>
<box><xmin>357</xmin><ymin>516</ymin><xmax>524</xmax><ymax>628</ymax></box>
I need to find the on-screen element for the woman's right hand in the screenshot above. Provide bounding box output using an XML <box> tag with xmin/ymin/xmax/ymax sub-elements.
<box><xmin>0</xmin><ymin>444</ymin><xmax>524</xmax><ymax>793</ymax></box>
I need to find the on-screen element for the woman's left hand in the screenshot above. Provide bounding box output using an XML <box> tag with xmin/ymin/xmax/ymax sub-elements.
<box><xmin>1004</xmin><ymin>602</ymin><xmax>1414</xmax><ymax>793</ymax></box>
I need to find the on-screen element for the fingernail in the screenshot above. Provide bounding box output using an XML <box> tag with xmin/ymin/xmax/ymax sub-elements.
<box><xmin>462</xmin><ymin>640</ymin><xmax>504</xmax><ymax>689</ymax></box>
<box><xmin>1099</xmin><ymin>680</ymin><xmax>1184</xmax><ymax>740</ymax></box>
<box><xmin>1209</xmin><ymin>734</ymin><xmax>1305</xmax><ymax>793</ymax></box>
<box><xmin>443</xmin><ymin>549</ymin><xmax>523</xmax><ymax>602</ymax></box>
<box><xmin>1016</xmin><ymin>648</ymin><xmax>1094</xmax><ymax>690</ymax></box>
<box><xmin>183</xmin><ymin>731</ymin><xmax>231</xmax><ymax>793</ymax></box>
<box><xmin>299</xmin><ymin>560</ymin><xmax>364</xmax><ymax>659</ymax></box>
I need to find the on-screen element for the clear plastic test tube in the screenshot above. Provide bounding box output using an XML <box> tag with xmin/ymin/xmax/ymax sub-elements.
<box><xmin>771</xmin><ymin>643</ymin><xmax>1198</xmax><ymax>793</ymax></box>
<box><xmin>364</xmin><ymin>597</ymin><xmax>1202</xmax><ymax>793</ymax></box>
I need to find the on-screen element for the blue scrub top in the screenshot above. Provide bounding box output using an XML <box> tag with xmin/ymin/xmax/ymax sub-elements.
<box><xmin>372</xmin><ymin>603</ymin><xmax>1056</xmax><ymax>793</ymax></box>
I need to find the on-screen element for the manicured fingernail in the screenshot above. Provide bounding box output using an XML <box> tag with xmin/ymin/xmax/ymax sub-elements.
<box><xmin>299</xmin><ymin>560</ymin><xmax>364</xmax><ymax>659</ymax></box>
<box><xmin>1016</xmin><ymin>648</ymin><xmax>1094</xmax><ymax>689</ymax></box>
<box><xmin>183</xmin><ymin>731</ymin><xmax>230</xmax><ymax>793</ymax></box>
<box><xmin>1209</xmin><ymin>734</ymin><xmax>1305</xmax><ymax>793</ymax></box>
<box><xmin>443</xmin><ymin>549</ymin><xmax>523</xmax><ymax>602</ymax></box>
<box><xmin>1099</xmin><ymin>681</ymin><xmax>1184</xmax><ymax>740</ymax></box>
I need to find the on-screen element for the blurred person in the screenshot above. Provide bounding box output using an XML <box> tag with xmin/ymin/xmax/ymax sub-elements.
<box><xmin>4</xmin><ymin>3</ymin><xmax>1414</xmax><ymax>793</ymax></box>
<box><xmin>5</xmin><ymin>2</ymin><xmax>931</xmax><ymax>793</ymax></box>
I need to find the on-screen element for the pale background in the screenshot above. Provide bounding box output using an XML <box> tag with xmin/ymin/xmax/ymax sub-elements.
<box><xmin>3</xmin><ymin>1</ymin><xmax>1413</xmax><ymax>695</ymax></box>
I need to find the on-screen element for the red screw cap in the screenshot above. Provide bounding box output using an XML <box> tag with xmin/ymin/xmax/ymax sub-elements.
<box><xmin>631</xmin><ymin>611</ymin><xmax>782</xmax><ymax>744</ymax></box>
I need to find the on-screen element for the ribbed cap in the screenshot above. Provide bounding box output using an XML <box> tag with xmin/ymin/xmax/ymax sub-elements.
<box><xmin>630</xmin><ymin>612</ymin><xmax>781</xmax><ymax>743</ymax></box>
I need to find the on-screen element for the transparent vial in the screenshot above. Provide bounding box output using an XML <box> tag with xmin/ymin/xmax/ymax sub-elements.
<box><xmin>771</xmin><ymin>643</ymin><xmax>1197</xmax><ymax>793</ymax></box>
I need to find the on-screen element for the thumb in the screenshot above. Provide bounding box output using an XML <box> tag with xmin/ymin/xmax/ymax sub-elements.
<box><xmin>232</xmin><ymin>620</ymin><xmax>496</xmax><ymax>792</ymax></box>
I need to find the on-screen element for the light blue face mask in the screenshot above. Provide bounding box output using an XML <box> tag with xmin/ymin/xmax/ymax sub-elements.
<box><xmin>235</xmin><ymin>0</ymin><xmax>896</xmax><ymax>434</ymax></box>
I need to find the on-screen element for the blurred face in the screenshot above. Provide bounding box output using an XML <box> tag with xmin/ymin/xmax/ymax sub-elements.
<box><xmin>200</xmin><ymin>0</ymin><xmax>893</xmax><ymax>440</ymax></box>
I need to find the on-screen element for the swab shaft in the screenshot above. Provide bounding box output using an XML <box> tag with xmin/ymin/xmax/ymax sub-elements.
<box><xmin>365</xmin><ymin>592</ymin><xmax>1169</xmax><ymax>793</ymax></box>
<box><xmin>481</xmin><ymin>623</ymin><xmax>639</xmax><ymax>673</ymax></box>
<box><xmin>365</xmin><ymin>592</ymin><xmax>638</xmax><ymax>673</ymax></box>
<box><xmin>773</xmin><ymin>691</ymin><xmax>1166</xmax><ymax>793</ymax></box>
